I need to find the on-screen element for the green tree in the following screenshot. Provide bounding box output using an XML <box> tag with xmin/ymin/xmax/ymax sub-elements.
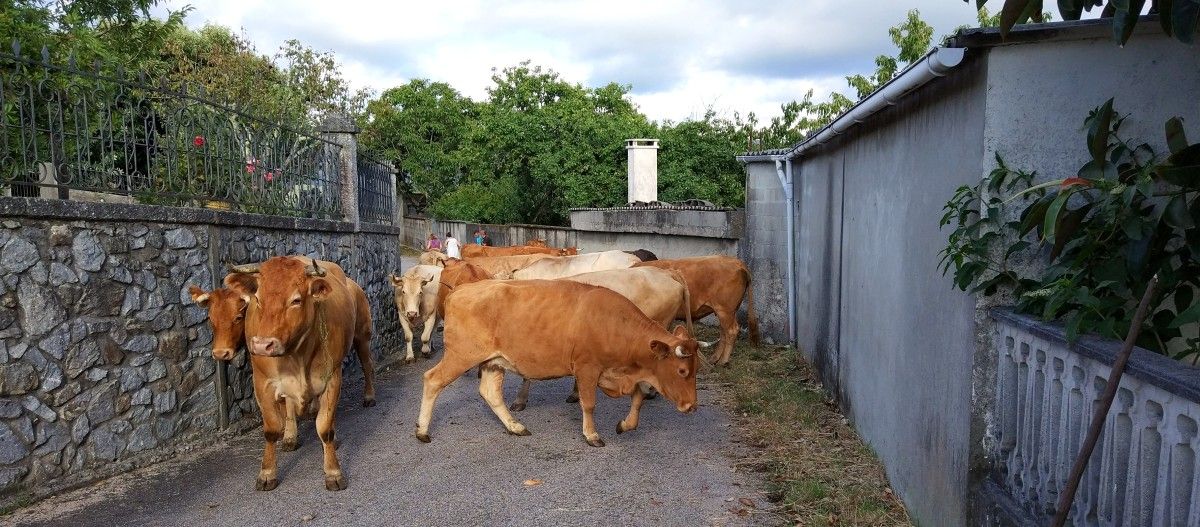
<box><xmin>359</xmin><ymin>79</ymin><xmax>478</xmax><ymax>198</ymax></box>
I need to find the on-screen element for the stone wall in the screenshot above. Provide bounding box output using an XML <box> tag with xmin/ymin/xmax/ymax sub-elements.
<box><xmin>0</xmin><ymin>197</ymin><xmax>401</xmax><ymax>503</ymax></box>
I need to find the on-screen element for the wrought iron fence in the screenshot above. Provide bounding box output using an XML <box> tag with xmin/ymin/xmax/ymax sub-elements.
<box><xmin>0</xmin><ymin>42</ymin><xmax>343</xmax><ymax>219</ymax></box>
<box><xmin>356</xmin><ymin>151</ymin><xmax>395</xmax><ymax>225</ymax></box>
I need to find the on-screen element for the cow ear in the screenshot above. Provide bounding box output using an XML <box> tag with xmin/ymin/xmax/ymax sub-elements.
<box><xmin>310</xmin><ymin>278</ymin><xmax>332</xmax><ymax>300</ymax></box>
<box><xmin>650</xmin><ymin>340</ymin><xmax>670</xmax><ymax>359</ymax></box>
<box><xmin>223</xmin><ymin>273</ymin><xmax>257</xmax><ymax>300</ymax></box>
<box><xmin>670</xmin><ymin>324</ymin><xmax>690</xmax><ymax>339</ymax></box>
<box><xmin>188</xmin><ymin>285</ymin><xmax>210</xmax><ymax>307</ymax></box>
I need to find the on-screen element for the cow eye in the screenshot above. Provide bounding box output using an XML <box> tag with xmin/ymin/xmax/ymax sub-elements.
<box><xmin>678</xmin><ymin>368</ymin><xmax>688</xmax><ymax>377</ymax></box>
<box><xmin>234</xmin><ymin>313</ymin><xmax>244</xmax><ymax>322</ymax></box>
<box><xmin>291</xmin><ymin>298</ymin><xmax>302</xmax><ymax>306</ymax></box>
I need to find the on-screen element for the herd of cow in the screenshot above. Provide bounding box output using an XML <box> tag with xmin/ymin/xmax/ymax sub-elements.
<box><xmin>185</xmin><ymin>240</ymin><xmax>759</xmax><ymax>492</ymax></box>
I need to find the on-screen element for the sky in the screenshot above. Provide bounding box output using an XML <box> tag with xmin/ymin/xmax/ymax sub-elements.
<box><xmin>154</xmin><ymin>1</ymin><xmax>989</xmax><ymax>123</ymax></box>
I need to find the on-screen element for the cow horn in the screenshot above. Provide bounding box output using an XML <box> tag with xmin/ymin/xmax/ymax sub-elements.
<box><xmin>697</xmin><ymin>339</ymin><xmax>718</xmax><ymax>349</ymax></box>
<box><xmin>674</xmin><ymin>345</ymin><xmax>691</xmax><ymax>358</ymax></box>
<box><xmin>227</xmin><ymin>263</ymin><xmax>260</xmax><ymax>274</ymax></box>
<box><xmin>307</xmin><ymin>258</ymin><xmax>326</xmax><ymax>277</ymax></box>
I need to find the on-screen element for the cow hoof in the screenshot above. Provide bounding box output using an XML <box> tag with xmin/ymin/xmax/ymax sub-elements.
<box><xmin>507</xmin><ymin>427</ymin><xmax>531</xmax><ymax>437</ymax></box>
<box><xmin>422</xmin><ymin>352</ymin><xmax>433</xmax><ymax>359</ymax></box>
<box><xmin>586</xmin><ymin>437</ymin><xmax>606</xmax><ymax>448</ymax></box>
<box><xmin>403</xmin><ymin>356</ymin><xmax>416</xmax><ymax>365</ymax></box>
<box><xmin>280</xmin><ymin>439</ymin><xmax>300</xmax><ymax>452</ymax></box>
<box><xmin>616</xmin><ymin>422</ymin><xmax>631</xmax><ymax>434</ymax></box>
<box><xmin>644</xmin><ymin>389</ymin><xmax>659</xmax><ymax>400</ymax></box>
<box><xmin>362</xmin><ymin>398</ymin><xmax>377</xmax><ymax>408</ymax></box>
<box><xmin>565</xmin><ymin>394</ymin><xmax>579</xmax><ymax>404</ymax></box>
<box><xmin>509</xmin><ymin>402</ymin><xmax>526</xmax><ymax>412</ymax></box>
<box><xmin>334</xmin><ymin>438</ymin><xmax>343</xmax><ymax>450</ymax></box>
<box><xmin>325</xmin><ymin>476</ymin><xmax>347</xmax><ymax>491</ymax></box>
<box><xmin>415</xmin><ymin>432</ymin><xmax>431</xmax><ymax>443</ymax></box>
<box><xmin>256</xmin><ymin>477</ymin><xmax>279</xmax><ymax>491</ymax></box>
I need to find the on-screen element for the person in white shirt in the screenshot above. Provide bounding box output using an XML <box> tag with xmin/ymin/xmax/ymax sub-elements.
<box><xmin>444</xmin><ymin>232</ymin><xmax>462</xmax><ymax>259</ymax></box>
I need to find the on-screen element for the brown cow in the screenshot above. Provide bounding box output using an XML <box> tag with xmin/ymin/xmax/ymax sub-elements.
<box><xmin>187</xmin><ymin>286</ymin><xmax>246</xmax><ymax>362</ymax></box>
<box><xmin>436</xmin><ymin>259</ymin><xmax>495</xmax><ymax>318</ymax></box>
<box><xmin>508</xmin><ymin>266</ymin><xmax>709</xmax><ymax>411</ymax></box>
<box><xmin>418</xmin><ymin>251</ymin><xmax>449</xmax><ymax>267</ymax></box>
<box><xmin>225</xmin><ymin>257</ymin><xmax>373</xmax><ymax>492</ymax></box>
<box><xmin>461</xmin><ymin>253</ymin><xmax>555</xmax><ymax>277</ymax></box>
<box><xmin>388</xmin><ymin>265</ymin><xmax>441</xmax><ymax>363</ymax></box>
<box><xmin>461</xmin><ymin>244</ymin><xmax>562</xmax><ymax>258</ymax></box>
<box><xmin>416</xmin><ymin>280</ymin><xmax>700</xmax><ymax>447</ymax></box>
<box><xmin>635</xmin><ymin>256</ymin><xmax>759</xmax><ymax>365</ymax></box>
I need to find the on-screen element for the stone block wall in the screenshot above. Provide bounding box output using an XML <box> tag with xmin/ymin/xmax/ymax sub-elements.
<box><xmin>0</xmin><ymin>197</ymin><xmax>401</xmax><ymax>502</ymax></box>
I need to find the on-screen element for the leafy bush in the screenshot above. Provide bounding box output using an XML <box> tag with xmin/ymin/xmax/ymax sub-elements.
<box><xmin>940</xmin><ymin>100</ymin><xmax>1200</xmax><ymax>360</ymax></box>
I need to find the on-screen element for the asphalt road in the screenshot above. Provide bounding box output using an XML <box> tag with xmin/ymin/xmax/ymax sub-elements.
<box><xmin>8</xmin><ymin>259</ymin><xmax>773</xmax><ymax>527</ymax></box>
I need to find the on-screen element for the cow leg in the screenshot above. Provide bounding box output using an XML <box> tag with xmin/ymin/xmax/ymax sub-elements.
<box><xmin>509</xmin><ymin>377</ymin><xmax>532</xmax><ymax>412</ymax></box>
<box><xmin>479</xmin><ymin>367</ymin><xmax>530</xmax><ymax>436</ymax></box>
<box><xmin>574</xmin><ymin>370</ymin><xmax>605</xmax><ymax>447</ymax></box>
<box><xmin>354</xmin><ymin>335</ymin><xmax>377</xmax><ymax>407</ymax></box>
<box><xmin>565</xmin><ymin>380</ymin><xmax>579</xmax><ymax>403</ymax></box>
<box><xmin>616</xmin><ymin>384</ymin><xmax>647</xmax><ymax>434</ymax></box>
<box><xmin>280</xmin><ymin>397</ymin><xmax>301</xmax><ymax>452</ymax></box>
<box><xmin>415</xmin><ymin>358</ymin><xmax>473</xmax><ymax>442</ymax></box>
<box><xmin>713</xmin><ymin>306</ymin><xmax>739</xmax><ymax>365</ymax></box>
<box><xmin>316</xmin><ymin>376</ymin><xmax>345</xmax><ymax>491</ymax></box>
<box><xmin>254</xmin><ymin>384</ymin><xmax>282</xmax><ymax>491</ymax></box>
<box><xmin>399</xmin><ymin>317</ymin><xmax>416</xmax><ymax>364</ymax></box>
<box><xmin>419</xmin><ymin>313</ymin><xmax>437</xmax><ymax>358</ymax></box>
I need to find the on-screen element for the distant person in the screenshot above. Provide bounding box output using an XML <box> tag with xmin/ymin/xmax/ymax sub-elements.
<box><xmin>444</xmin><ymin>232</ymin><xmax>462</xmax><ymax>259</ymax></box>
<box><xmin>425</xmin><ymin>233</ymin><xmax>442</xmax><ymax>252</ymax></box>
<box><xmin>481</xmin><ymin>229</ymin><xmax>492</xmax><ymax>246</ymax></box>
<box><xmin>473</xmin><ymin>228</ymin><xmax>484</xmax><ymax>245</ymax></box>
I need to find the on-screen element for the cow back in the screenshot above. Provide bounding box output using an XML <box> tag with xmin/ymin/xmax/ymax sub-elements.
<box><xmin>512</xmin><ymin>250</ymin><xmax>639</xmax><ymax>280</ymax></box>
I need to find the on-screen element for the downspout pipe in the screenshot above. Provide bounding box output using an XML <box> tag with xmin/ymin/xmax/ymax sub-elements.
<box><xmin>774</xmin><ymin>158</ymin><xmax>797</xmax><ymax>345</ymax></box>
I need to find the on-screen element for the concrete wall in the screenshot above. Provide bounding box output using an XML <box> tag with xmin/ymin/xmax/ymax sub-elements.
<box><xmin>741</xmin><ymin>25</ymin><xmax>1200</xmax><ymax>526</ymax></box>
<box><xmin>403</xmin><ymin>212</ymin><xmax>742</xmax><ymax>262</ymax></box>
<box><xmin>741</xmin><ymin>163</ymin><xmax>789</xmax><ymax>345</ymax></box>
<box><xmin>743</xmin><ymin>56</ymin><xmax>987</xmax><ymax>525</ymax></box>
<box><xmin>570</xmin><ymin>208</ymin><xmax>742</xmax><ymax>260</ymax></box>
<box><xmin>0</xmin><ymin>198</ymin><xmax>401</xmax><ymax>504</ymax></box>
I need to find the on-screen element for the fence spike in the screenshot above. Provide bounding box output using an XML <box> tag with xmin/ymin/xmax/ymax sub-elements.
<box><xmin>93</xmin><ymin>59</ymin><xmax>102</xmax><ymax>74</ymax></box>
<box><xmin>11</xmin><ymin>39</ymin><xmax>20</xmax><ymax>57</ymax></box>
<box><xmin>40</xmin><ymin>45</ymin><xmax>50</xmax><ymax>64</ymax></box>
<box><xmin>66</xmin><ymin>51</ymin><xmax>77</xmax><ymax>69</ymax></box>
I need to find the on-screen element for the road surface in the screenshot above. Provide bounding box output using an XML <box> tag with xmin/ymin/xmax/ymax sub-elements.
<box><xmin>8</xmin><ymin>258</ymin><xmax>773</xmax><ymax>527</ymax></box>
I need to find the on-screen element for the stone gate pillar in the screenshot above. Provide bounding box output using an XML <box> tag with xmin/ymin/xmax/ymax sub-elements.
<box><xmin>319</xmin><ymin>113</ymin><xmax>360</xmax><ymax>226</ymax></box>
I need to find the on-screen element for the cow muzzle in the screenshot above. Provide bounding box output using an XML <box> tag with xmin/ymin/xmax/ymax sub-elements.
<box><xmin>211</xmin><ymin>348</ymin><xmax>235</xmax><ymax>361</ymax></box>
<box><xmin>678</xmin><ymin>402</ymin><xmax>697</xmax><ymax>413</ymax></box>
<box><xmin>250</xmin><ymin>337</ymin><xmax>285</xmax><ymax>357</ymax></box>
<box><xmin>405</xmin><ymin>310</ymin><xmax>420</xmax><ymax>322</ymax></box>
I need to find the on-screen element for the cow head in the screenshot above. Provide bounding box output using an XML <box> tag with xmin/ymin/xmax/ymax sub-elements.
<box><xmin>647</xmin><ymin>324</ymin><xmax>701</xmax><ymax>413</ymax></box>
<box><xmin>225</xmin><ymin>257</ymin><xmax>331</xmax><ymax>357</ymax></box>
<box><xmin>188</xmin><ymin>285</ymin><xmax>247</xmax><ymax>361</ymax></box>
<box><xmin>390</xmin><ymin>272</ymin><xmax>432</xmax><ymax>323</ymax></box>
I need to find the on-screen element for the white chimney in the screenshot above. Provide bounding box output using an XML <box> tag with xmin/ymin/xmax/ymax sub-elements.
<box><xmin>626</xmin><ymin>138</ymin><xmax>659</xmax><ymax>203</ymax></box>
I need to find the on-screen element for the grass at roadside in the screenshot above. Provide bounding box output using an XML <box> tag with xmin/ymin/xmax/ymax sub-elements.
<box><xmin>702</xmin><ymin>332</ymin><xmax>911</xmax><ymax>526</ymax></box>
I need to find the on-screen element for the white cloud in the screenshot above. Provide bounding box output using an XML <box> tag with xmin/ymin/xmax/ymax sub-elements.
<box><xmin>158</xmin><ymin>0</ymin><xmax>984</xmax><ymax>122</ymax></box>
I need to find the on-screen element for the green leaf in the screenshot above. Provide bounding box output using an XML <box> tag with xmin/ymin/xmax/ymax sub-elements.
<box><xmin>1114</xmin><ymin>0</ymin><xmax>1148</xmax><ymax>44</ymax></box>
<box><xmin>1165</xmin><ymin>194</ymin><xmax>1196</xmax><ymax>229</ymax></box>
<box><xmin>1166</xmin><ymin>116</ymin><xmax>1188</xmax><ymax>154</ymax></box>
<box><xmin>1169</xmin><ymin>301</ymin><xmax>1200</xmax><ymax>328</ymax></box>
<box><xmin>1005</xmin><ymin>239</ymin><xmax>1032</xmax><ymax>259</ymax></box>
<box><xmin>1089</xmin><ymin>99</ymin><xmax>1115</xmax><ymax>166</ymax></box>
<box><xmin>1000</xmin><ymin>0</ymin><xmax>1035</xmax><ymax>38</ymax></box>
<box><xmin>1043</xmin><ymin>189</ymin><xmax>1073</xmax><ymax>243</ymax></box>
<box><xmin>1051</xmin><ymin>203</ymin><xmax>1092</xmax><ymax>259</ymax></box>
<box><xmin>1157</xmin><ymin>0</ymin><xmax>1176</xmax><ymax>35</ymax></box>
<box><xmin>1175</xmin><ymin>0</ymin><xmax>1200</xmax><ymax>43</ymax></box>
<box><xmin>1059</xmin><ymin>0</ymin><xmax>1085</xmax><ymax>19</ymax></box>
<box><xmin>1157</xmin><ymin>164</ymin><xmax>1200</xmax><ymax>189</ymax></box>
<box><xmin>1019</xmin><ymin>194</ymin><xmax>1053</xmax><ymax>235</ymax></box>
<box><xmin>1176</xmin><ymin>285</ymin><xmax>1194</xmax><ymax>313</ymax></box>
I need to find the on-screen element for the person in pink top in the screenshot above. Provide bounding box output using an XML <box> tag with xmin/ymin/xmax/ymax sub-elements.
<box><xmin>425</xmin><ymin>233</ymin><xmax>442</xmax><ymax>252</ymax></box>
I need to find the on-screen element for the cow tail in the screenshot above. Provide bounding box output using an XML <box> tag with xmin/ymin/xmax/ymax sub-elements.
<box><xmin>667</xmin><ymin>268</ymin><xmax>694</xmax><ymax>337</ymax></box>
<box><xmin>741</xmin><ymin>265</ymin><xmax>760</xmax><ymax>345</ymax></box>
